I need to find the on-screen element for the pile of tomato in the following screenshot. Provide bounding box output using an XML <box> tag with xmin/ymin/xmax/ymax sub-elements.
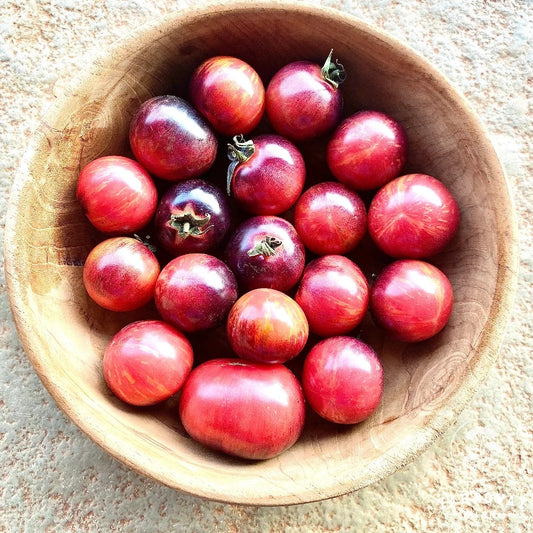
<box><xmin>77</xmin><ymin>52</ymin><xmax>460</xmax><ymax>461</ymax></box>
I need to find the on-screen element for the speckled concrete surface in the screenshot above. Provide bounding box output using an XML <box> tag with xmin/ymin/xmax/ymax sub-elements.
<box><xmin>1</xmin><ymin>0</ymin><xmax>531</xmax><ymax>531</ymax></box>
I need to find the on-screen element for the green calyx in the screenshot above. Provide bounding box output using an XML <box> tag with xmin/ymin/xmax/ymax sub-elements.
<box><xmin>321</xmin><ymin>49</ymin><xmax>346</xmax><ymax>89</ymax></box>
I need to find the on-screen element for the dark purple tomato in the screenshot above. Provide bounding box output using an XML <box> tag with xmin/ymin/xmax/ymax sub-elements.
<box><xmin>224</xmin><ymin>216</ymin><xmax>305</xmax><ymax>292</ymax></box>
<box><xmin>295</xmin><ymin>255</ymin><xmax>369</xmax><ymax>337</ymax></box>
<box><xmin>265</xmin><ymin>50</ymin><xmax>345</xmax><ymax>142</ymax></box>
<box><xmin>368</xmin><ymin>173</ymin><xmax>460</xmax><ymax>258</ymax></box>
<box><xmin>327</xmin><ymin>110</ymin><xmax>408</xmax><ymax>190</ymax></box>
<box><xmin>154</xmin><ymin>179</ymin><xmax>231</xmax><ymax>257</ymax></box>
<box><xmin>76</xmin><ymin>156</ymin><xmax>158</xmax><ymax>234</ymax></box>
<box><xmin>155</xmin><ymin>253</ymin><xmax>238</xmax><ymax>332</ymax></box>
<box><xmin>189</xmin><ymin>56</ymin><xmax>265</xmax><ymax>136</ymax></box>
<box><xmin>226</xmin><ymin>134</ymin><xmax>306</xmax><ymax>215</ymax></box>
<box><xmin>129</xmin><ymin>95</ymin><xmax>217</xmax><ymax>181</ymax></box>
<box><xmin>294</xmin><ymin>181</ymin><xmax>367</xmax><ymax>255</ymax></box>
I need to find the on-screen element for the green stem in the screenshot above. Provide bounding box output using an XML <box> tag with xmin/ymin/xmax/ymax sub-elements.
<box><xmin>169</xmin><ymin>212</ymin><xmax>213</xmax><ymax>238</ymax></box>
<box><xmin>226</xmin><ymin>134</ymin><xmax>256</xmax><ymax>195</ymax></box>
<box><xmin>321</xmin><ymin>49</ymin><xmax>346</xmax><ymax>89</ymax></box>
<box><xmin>247</xmin><ymin>236</ymin><xmax>283</xmax><ymax>257</ymax></box>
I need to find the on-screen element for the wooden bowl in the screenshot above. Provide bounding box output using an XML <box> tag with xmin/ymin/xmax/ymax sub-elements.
<box><xmin>4</xmin><ymin>3</ymin><xmax>518</xmax><ymax>505</ymax></box>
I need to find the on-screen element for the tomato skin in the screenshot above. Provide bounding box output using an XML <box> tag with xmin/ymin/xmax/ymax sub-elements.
<box><xmin>266</xmin><ymin>60</ymin><xmax>343</xmax><ymax>142</ymax></box>
<box><xmin>189</xmin><ymin>56</ymin><xmax>265</xmax><ymax>136</ymax></box>
<box><xmin>368</xmin><ymin>173</ymin><xmax>460</xmax><ymax>259</ymax></box>
<box><xmin>370</xmin><ymin>259</ymin><xmax>454</xmax><ymax>342</ymax></box>
<box><xmin>224</xmin><ymin>216</ymin><xmax>305</xmax><ymax>293</ymax></box>
<box><xmin>129</xmin><ymin>95</ymin><xmax>217</xmax><ymax>181</ymax></box>
<box><xmin>83</xmin><ymin>237</ymin><xmax>160</xmax><ymax>312</ymax></box>
<box><xmin>229</xmin><ymin>134</ymin><xmax>306</xmax><ymax>215</ymax></box>
<box><xmin>294</xmin><ymin>181</ymin><xmax>367</xmax><ymax>255</ymax></box>
<box><xmin>179</xmin><ymin>358</ymin><xmax>305</xmax><ymax>460</ymax></box>
<box><xmin>76</xmin><ymin>155</ymin><xmax>158</xmax><ymax>234</ymax></box>
<box><xmin>227</xmin><ymin>288</ymin><xmax>309</xmax><ymax>364</ymax></box>
<box><xmin>155</xmin><ymin>253</ymin><xmax>238</xmax><ymax>333</ymax></box>
<box><xmin>103</xmin><ymin>320</ymin><xmax>193</xmax><ymax>406</ymax></box>
<box><xmin>295</xmin><ymin>255</ymin><xmax>369</xmax><ymax>337</ymax></box>
<box><xmin>327</xmin><ymin>110</ymin><xmax>408</xmax><ymax>190</ymax></box>
<box><xmin>302</xmin><ymin>336</ymin><xmax>383</xmax><ymax>424</ymax></box>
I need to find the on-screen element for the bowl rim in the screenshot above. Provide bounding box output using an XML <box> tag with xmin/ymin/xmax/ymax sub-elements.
<box><xmin>3</xmin><ymin>0</ymin><xmax>520</xmax><ymax>505</ymax></box>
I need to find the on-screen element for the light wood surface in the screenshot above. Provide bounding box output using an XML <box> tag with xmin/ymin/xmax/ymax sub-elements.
<box><xmin>3</xmin><ymin>2</ymin><xmax>519</xmax><ymax>505</ymax></box>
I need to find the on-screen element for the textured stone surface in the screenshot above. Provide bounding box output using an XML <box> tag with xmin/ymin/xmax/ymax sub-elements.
<box><xmin>1</xmin><ymin>0</ymin><xmax>531</xmax><ymax>531</ymax></box>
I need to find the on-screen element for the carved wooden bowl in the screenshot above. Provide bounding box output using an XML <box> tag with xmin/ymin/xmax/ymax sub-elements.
<box><xmin>4</xmin><ymin>3</ymin><xmax>518</xmax><ymax>505</ymax></box>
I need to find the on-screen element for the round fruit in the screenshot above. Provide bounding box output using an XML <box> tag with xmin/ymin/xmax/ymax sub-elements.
<box><xmin>294</xmin><ymin>181</ymin><xmax>367</xmax><ymax>255</ymax></box>
<box><xmin>295</xmin><ymin>255</ymin><xmax>369</xmax><ymax>337</ymax></box>
<box><xmin>327</xmin><ymin>110</ymin><xmax>408</xmax><ymax>190</ymax></box>
<box><xmin>76</xmin><ymin>155</ymin><xmax>158</xmax><ymax>234</ymax></box>
<box><xmin>83</xmin><ymin>236</ymin><xmax>160</xmax><ymax>312</ymax></box>
<box><xmin>368</xmin><ymin>173</ymin><xmax>460</xmax><ymax>258</ymax></box>
<box><xmin>129</xmin><ymin>95</ymin><xmax>217</xmax><ymax>181</ymax></box>
<box><xmin>103</xmin><ymin>320</ymin><xmax>193</xmax><ymax>406</ymax></box>
<box><xmin>155</xmin><ymin>253</ymin><xmax>238</xmax><ymax>332</ymax></box>
<box><xmin>370</xmin><ymin>259</ymin><xmax>454</xmax><ymax>342</ymax></box>
<box><xmin>224</xmin><ymin>215</ymin><xmax>305</xmax><ymax>292</ymax></box>
<box><xmin>227</xmin><ymin>288</ymin><xmax>309</xmax><ymax>364</ymax></box>
<box><xmin>189</xmin><ymin>55</ymin><xmax>265</xmax><ymax>136</ymax></box>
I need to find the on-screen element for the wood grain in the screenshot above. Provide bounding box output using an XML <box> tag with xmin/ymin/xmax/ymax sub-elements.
<box><xmin>3</xmin><ymin>2</ymin><xmax>518</xmax><ymax>505</ymax></box>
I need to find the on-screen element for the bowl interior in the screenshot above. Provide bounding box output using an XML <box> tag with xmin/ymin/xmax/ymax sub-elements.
<box><xmin>5</xmin><ymin>3</ymin><xmax>517</xmax><ymax>505</ymax></box>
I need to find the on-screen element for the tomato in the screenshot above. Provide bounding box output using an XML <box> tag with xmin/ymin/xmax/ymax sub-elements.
<box><xmin>295</xmin><ymin>255</ymin><xmax>369</xmax><ymax>337</ymax></box>
<box><xmin>368</xmin><ymin>173</ymin><xmax>460</xmax><ymax>258</ymax></box>
<box><xmin>227</xmin><ymin>288</ymin><xmax>309</xmax><ymax>364</ymax></box>
<box><xmin>226</xmin><ymin>134</ymin><xmax>306</xmax><ymax>215</ymax></box>
<box><xmin>302</xmin><ymin>336</ymin><xmax>383</xmax><ymax>424</ymax></box>
<box><xmin>370</xmin><ymin>259</ymin><xmax>453</xmax><ymax>342</ymax></box>
<box><xmin>76</xmin><ymin>155</ymin><xmax>158</xmax><ymax>234</ymax></box>
<box><xmin>83</xmin><ymin>237</ymin><xmax>160</xmax><ymax>312</ymax></box>
<box><xmin>224</xmin><ymin>215</ymin><xmax>305</xmax><ymax>292</ymax></box>
<box><xmin>129</xmin><ymin>95</ymin><xmax>217</xmax><ymax>181</ymax></box>
<box><xmin>327</xmin><ymin>110</ymin><xmax>408</xmax><ymax>190</ymax></box>
<box><xmin>103</xmin><ymin>320</ymin><xmax>193</xmax><ymax>406</ymax></box>
<box><xmin>179</xmin><ymin>358</ymin><xmax>305</xmax><ymax>460</ymax></box>
<box><xmin>154</xmin><ymin>179</ymin><xmax>231</xmax><ymax>257</ymax></box>
<box><xmin>294</xmin><ymin>181</ymin><xmax>367</xmax><ymax>255</ymax></box>
<box><xmin>155</xmin><ymin>253</ymin><xmax>238</xmax><ymax>332</ymax></box>
<box><xmin>265</xmin><ymin>49</ymin><xmax>345</xmax><ymax>141</ymax></box>
<box><xmin>189</xmin><ymin>56</ymin><xmax>265</xmax><ymax>136</ymax></box>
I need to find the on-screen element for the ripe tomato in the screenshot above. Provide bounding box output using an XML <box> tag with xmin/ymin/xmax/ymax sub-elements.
<box><xmin>302</xmin><ymin>336</ymin><xmax>383</xmax><ymax>424</ymax></box>
<box><xmin>83</xmin><ymin>236</ymin><xmax>160</xmax><ymax>312</ymax></box>
<box><xmin>370</xmin><ymin>259</ymin><xmax>454</xmax><ymax>342</ymax></box>
<box><xmin>265</xmin><ymin>49</ymin><xmax>345</xmax><ymax>141</ymax></box>
<box><xmin>368</xmin><ymin>173</ymin><xmax>460</xmax><ymax>258</ymax></box>
<box><xmin>129</xmin><ymin>95</ymin><xmax>217</xmax><ymax>181</ymax></box>
<box><xmin>224</xmin><ymin>215</ymin><xmax>305</xmax><ymax>292</ymax></box>
<box><xmin>294</xmin><ymin>181</ymin><xmax>367</xmax><ymax>255</ymax></box>
<box><xmin>179</xmin><ymin>358</ymin><xmax>305</xmax><ymax>460</ymax></box>
<box><xmin>227</xmin><ymin>134</ymin><xmax>306</xmax><ymax>215</ymax></box>
<box><xmin>227</xmin><ymin>288</ymin><xmax>309</xmax><ymax>364</ymax></box>
<box><xmin>155</xmin><ymin>253</ymin><xmax>238</xmax><ymax>332</ymax></box>
<box><xmin>189</xmin><ymin>56</ymin><xmax>265</xmax><ymax>136</ymax></box>
<box><xmin>154</xmin><ymin>179</ymin><xmax>231</xmax><ymax>257</ymax></box>
<box><xmin>327</xmin><ymin>110</ymin><xmax>408</xmax><ymax>190</ymax></box>
<box><xmin>103</xmin><ymin>320</ymin><xmax>193</xmax><ymax>406</ymax></box>
<box><xmin>76</xmin><ymin>155</ymin><xmax>158</xmax><ymax>234</ymax></box>
<box><xmin>295</xmin><ymin>255</ymin><xmax>369</xmax><ymax>337</ymax></box>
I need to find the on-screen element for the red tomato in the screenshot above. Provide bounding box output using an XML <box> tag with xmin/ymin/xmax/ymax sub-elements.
<box><xmin>76</xmin><ymin>155</ymin><xmax>158</xmax><ymax>234</ymax></box>
<box><xmin>103</xmin><ymin>320</ymin><xmax>193</xmax><ymax>406</ymax></box>
<box><xmin>179</xmin><ymin>358</ymin><xmax>305</xmax><ymax>460</ymax></box>
<box><xmin>294</xmin><ymin>181</ymin><xmax>367</xmax><ymax>255</ymax></box>
<box><xmin>370</xmin><ymin>259</ymin><xmax>454</xmax><ymax>342</ymax></box>
<box><xmin>295</xmin><ymin>255</ymin><xmax>369</xmax><ymax>337</ymax></box>
<box><xmin>83</xmin><ymin>237</ymin><xmax>160</xmax><ymax>312</ymax></box>
<box><xmin>227</xmin><ymin>288</ymin><xmax>309</xmax><ymax>364</ymax></box>
<box><xmin>302</xmin><ymin>336</ymin><xmax>383</xmax><ymax>424</ymax></box>
<box><xmin>155</xmin><ymin>253</ymin><xmax>238</xmax><ymax>332</ymax></box>
<box><xmin>368</xmin><ymin>173</ymin><xmax>460</xmax><ymax>258</ymax></box>
<box><xmin>189</xmin><ymin>56</ymin><xmax>265</xmax><ymax>136</ymax></box>
<box><xmin>327</xmin><ymin>110</ymin><xmax>408</xmax><ymax>190</ymax></box>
